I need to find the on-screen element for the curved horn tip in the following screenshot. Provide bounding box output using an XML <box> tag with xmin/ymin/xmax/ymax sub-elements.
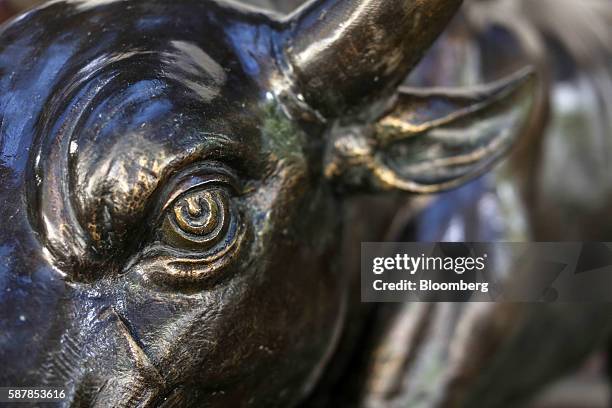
<box><xmin>281</xmin><ymin>0</ymin><xmax>464</xmax><ymax>118</ymax></box>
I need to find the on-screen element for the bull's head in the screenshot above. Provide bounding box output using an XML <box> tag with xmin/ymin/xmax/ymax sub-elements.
<box><xmin>0</xmin><ymin>0</ymin><xmax>534</xmax><ymax>406</ymax></box>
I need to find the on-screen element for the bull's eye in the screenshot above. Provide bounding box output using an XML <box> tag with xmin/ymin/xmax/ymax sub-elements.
<box><xmin>159</xmin><ymin>170</ymin><xmax>242</xmax><ymax>255</ymax></box>
<box><xmin>165</xmin><ymin>187</ymin><xmax>232</xmax><ymax>249</ymax></box>
<box><xmin>129</xmin><ymin>165</ymin><xmax>248</xmax><ymax>288</ymax></box>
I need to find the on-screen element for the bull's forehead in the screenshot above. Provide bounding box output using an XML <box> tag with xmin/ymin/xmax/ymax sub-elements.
<box><xmin>0</xmin><ymin>0</ymin><xmax>278</xmax><ymax>170</ymax></box>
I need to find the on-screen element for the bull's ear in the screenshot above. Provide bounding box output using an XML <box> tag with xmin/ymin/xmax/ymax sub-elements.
<box><xmin>324</xmin><ymin>68</ymin><xmax>536</xmax><ymax>193</ymax></box>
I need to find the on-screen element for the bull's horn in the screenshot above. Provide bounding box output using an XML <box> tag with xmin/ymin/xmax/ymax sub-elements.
<box><xmin>280</xmin><ymin>0</ymin><xmax>463</xmax><ymax>119</ymax></box>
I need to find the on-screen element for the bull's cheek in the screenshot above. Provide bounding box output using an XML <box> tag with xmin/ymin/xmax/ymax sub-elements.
<box><xmin>187</xmin><ymin>217</ymin><xmax>345</xmax><ymax>403</ymax></box>
<box><xmin>237</xmin><ymin>193</ymin><xmax>346</xmax><ymax>402</ymax></box>
<box><xmin>110</xmin><ymin>221</ymin><xmax>345</xmax><ymax>406</ymax></box>
<box><xmin>189</xmin><ymin>244</ymin><xmax>346</xmax><ymax>406</ymax></box>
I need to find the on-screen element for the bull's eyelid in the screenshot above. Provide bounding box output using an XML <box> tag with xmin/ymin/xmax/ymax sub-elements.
<box><xmin>156</xmin><ymin>162</ymin><xmax>242</xmax><ymax>215</ymax></box>
<box><xmin>160</xmin><ymin>173</ymin><xmax>237</xmax><ymax>213</ymax></box>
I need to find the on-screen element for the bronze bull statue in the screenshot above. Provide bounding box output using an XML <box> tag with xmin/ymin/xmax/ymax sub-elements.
<box><xmin>1</xmin><ymin>0</ymin><xmax>609</xmax><ymax>407</ymax></box>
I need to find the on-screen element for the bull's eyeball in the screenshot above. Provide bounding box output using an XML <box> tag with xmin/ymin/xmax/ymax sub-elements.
<box><xmin>157</xmin><ymin>166</ymin><xmax>242</xmax><ymax>253</ymax></box>
<box><xmin>128</xmin><ymin>164</ymin><xmax>247</xmax><ymax>288</ymax></box>
<box><xmin>165</xmin><ymin>187</ymin><xmax>233</xmax><ymax>249</ymax></box>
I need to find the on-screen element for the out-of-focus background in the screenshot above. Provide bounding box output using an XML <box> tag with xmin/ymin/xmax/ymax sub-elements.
<box><xmin>1</xmin><ymin>0</ymin><xmax>611</xmax><ymax>407</ymax></box>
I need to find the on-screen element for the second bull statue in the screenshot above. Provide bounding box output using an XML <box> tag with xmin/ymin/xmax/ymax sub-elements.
<box><xmin>1</xmin><ymin>0</ymin><xmax>594</xmax><ymax>407</ymax></box>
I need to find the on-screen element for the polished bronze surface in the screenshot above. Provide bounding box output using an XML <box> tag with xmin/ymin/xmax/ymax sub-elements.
<box><xmin>0</xmin><ymin>0</ymin><xmax>540</xmax><ymax>406</ymax></box>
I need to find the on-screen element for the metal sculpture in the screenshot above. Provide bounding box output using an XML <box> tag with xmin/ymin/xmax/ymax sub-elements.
<box><xmin>0</xmin><ymin>0</ymin><xmax>547</xmax><ymax>406</ymax></box>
